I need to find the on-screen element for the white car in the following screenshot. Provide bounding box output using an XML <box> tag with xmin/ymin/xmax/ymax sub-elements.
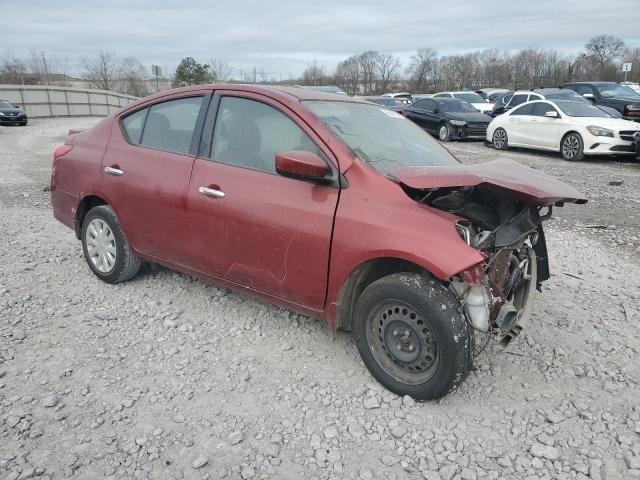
<box><xmin>433</xmin><ymin>91</ymin><xmax>493</xmax><ymax>113</ymax></box>
<box><xmin>487</xmin><ymin>99</ymin><xmax>640</xmax><ymax>161</ymax></box>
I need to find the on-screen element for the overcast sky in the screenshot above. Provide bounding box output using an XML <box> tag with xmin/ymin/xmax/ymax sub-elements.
<box><xmin>3</xmin><ymin>0</ymin><xmax>639</xmax><ymax>79</ymax></box>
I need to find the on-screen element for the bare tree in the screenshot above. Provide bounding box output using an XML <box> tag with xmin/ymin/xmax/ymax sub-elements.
<box><xmin>301</xmin><ymin>61</ymin><xmax>326</xmax><ymax>86</ymax></box>
<box><xmin>376</xmin><ymin>53</ymin><xmax>400</xmax><ymax>93</ymax></box>
<box><xmin>584</xmin><ymin>34</ymin><xmax>626</xmax><ymax>78</ymax></box>
<box><xmin>119</xmin><ymin>56</ymin><xmax>149</xmax><ymax>97</ymax></box>
<box><xmin>208</xmin><ymin>59</ymin><xmax>232</xmax><ymax>82</ymax></box>
<box><xmin>358</xmin><ymin>51</ymin><xmax>379</xmax><ymax>94</ymax></box>
<box><xmin>82</xmin><ymin>49</ymin><xmax>119</xmax><ymax>91</ymax></box>
<box><xmin>406</xmin><ymin>48</ymin><xmax>439</xmax><ymax>92</ymax></box>
<box><xmin>0</xmin><ymin>52</ymin><xmax>28</xmax><ymax>84</ymax></box>
<box><xmin>335</xmin><ymin>55</ymin><xmax>361</xmax><ymax>95</ymax></box>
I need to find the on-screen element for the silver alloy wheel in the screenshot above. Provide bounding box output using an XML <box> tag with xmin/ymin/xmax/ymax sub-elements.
<box><xmin>562</xmin><ymin>134</ymin><xmax>580</xmax><ymax>159</ymax></box>
<box><xmin>85</xmin><ymin>218</ymin><xmax>117</xmax><ymax>273</ymax></box>
<box><xmin>439</xmin><ymin>125</ymin><xmax>449</xmax><ymax>141</ymax></box>
<box><xmin>493</xmin><ymin>128</ymin><xmax>506</xmax><ymax>148</ymax></box>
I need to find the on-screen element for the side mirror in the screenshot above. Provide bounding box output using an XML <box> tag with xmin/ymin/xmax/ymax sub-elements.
<box><xmin>433</xmin><ymin>108</ymin><xmax>439</xmax><ymax>114</ymax></box>
<box><xmin>544</xmin><ymin>111</ymin><xmax>559</xmax><ymax>118</ymax></box>
<box><xmin>275</xmin><ymin>151</ymin><xmax>329</xmax><ymax>182</ymax></box>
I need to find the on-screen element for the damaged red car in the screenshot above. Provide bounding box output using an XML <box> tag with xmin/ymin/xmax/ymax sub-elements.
<box><xmin>51</xmin><ymin>85</ymin><xmax>586</xmax><ymax>400</ymax></box>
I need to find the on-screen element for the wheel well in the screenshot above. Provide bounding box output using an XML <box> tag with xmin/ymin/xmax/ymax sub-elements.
<box><xmin>559</xmin><ymin>130</ymin><xmax>582</xmax><ymax>149</ymax></box>
<box><xmin>335</xmin><ymin>258</ymin><xmax>430</xmax><ymax>332</ymax></box>
<box><xmin>74</xmin><ymin>195</ymin><xmax>107</xmax><ymax>239</ymax></box>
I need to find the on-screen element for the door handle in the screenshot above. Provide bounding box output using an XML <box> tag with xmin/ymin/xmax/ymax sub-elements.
<box><xmin>530</xmin><ymin>119</ymin><xmax>538</xmax><ymax>122</ymax></box>
<box><xmin>198</xmin><ymin>186</ymin><xmax>225</xmax><ymax>198</ymax></box>
<box><xmin>104</xmin><ymin>166</ymin><xmax>124</xmax><ymax>176</ymax></box>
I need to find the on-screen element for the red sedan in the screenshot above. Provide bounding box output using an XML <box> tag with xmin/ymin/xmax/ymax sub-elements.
<box><xmin>51</xmin><ymin>85</ymin><xmax>586</xmax><ymax>399</ymax></box>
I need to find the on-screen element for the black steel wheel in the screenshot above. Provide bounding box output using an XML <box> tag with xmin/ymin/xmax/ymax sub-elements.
<box><xmin>353</xmin><ymin>273</ymin><xmax>472</xmax><ymax>400</ymax></box>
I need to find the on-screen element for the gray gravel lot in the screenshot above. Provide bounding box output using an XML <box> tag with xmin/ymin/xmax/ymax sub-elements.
<box><xmin>1</xmin><ymin>118</ymin><xmax>640</xmax><ymax>480</ymax></box>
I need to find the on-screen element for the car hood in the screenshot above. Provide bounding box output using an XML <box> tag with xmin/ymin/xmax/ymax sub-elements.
<box><xmin>567</xmin><ymin>116</ymin><xmax>640</xmax><ymax>130</ymax></box>
<box><xmin>444</xmin><ymin>111</ymin><xmax>492</xmax><ymax>123</ymax></box>
<box><xmin>391</xmin><ymin>159</ymin><xmax>587</xmax><ymax>206</ymax></box>
<box><xmin>471</xmin><ymin>102</ymin><xmax>493</xmax><ymax>112</ymax></box>
<box><xmin>0</xmin><ymin>108</ymin><xmax>22</xmax><ymax>114</ymax></box>
<box><xmin>602</xmin><ymin>96</ymin><xmax>640</xmax><ymax>104</ymax></box>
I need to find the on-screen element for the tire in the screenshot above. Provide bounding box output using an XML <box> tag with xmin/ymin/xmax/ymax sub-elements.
<box><xmin>438</xmin><ymin>123</ymin><xmax>451</xmax><ymax>142</ymax></box>
<box><xmin>560</xmin><ymin>132</ymin><xmax>584</xmax><ymax>161</ymax></box>
<box><xmin>81</xmin><ymin>205</ymin><xmax>141</xmax><ymax>283</ymax></box>
<box><xmin>20</xmin><ymin>121</ymin><xmax>27</xmax><ymax>126</ymax></box>
<box><xmin>353</xmin><ymin>273</ymin><xmax>472</xmax><ymax>400</ymax></box>
<box><xmin>492</xmin><ymin>128</ymin><xmax>508</xmax><ymax>150</ymax></box>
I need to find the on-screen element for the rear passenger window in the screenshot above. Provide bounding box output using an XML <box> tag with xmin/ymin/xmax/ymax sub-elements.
<box><xmin>140</xmin><ymin>96</ymin><xmax>204</xmax><ymax>154</ymax></box>
<box><xmin>511</xmin><ymin>103</ymin><xmax>535</xmax><ymax>116</ymax></box>
<box><xmin>121</xmin><ymin>108</ymin><xmax>148</xmax><ymax>144</ymax></box>
<box><xmin>509</xmin><ymin>95</ymin><xmax>528</xmax><ymax>107</ymax></box>
<box><xmin>209</xmin><ymin>96</ymin><xmax>324</xmax><ymax>173</ymax></box>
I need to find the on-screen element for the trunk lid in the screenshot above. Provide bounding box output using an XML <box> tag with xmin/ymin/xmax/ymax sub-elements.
<box><xmin>392</xmin><ymin>159</ymin><xmax>587</xmax><ymax>206</ymax></box>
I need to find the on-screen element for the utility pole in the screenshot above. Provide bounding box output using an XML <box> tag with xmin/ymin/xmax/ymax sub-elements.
<box><xmin>41</xmin><ymin>51</ymin><xmax>50</xmax><ymax>86</ymax></box>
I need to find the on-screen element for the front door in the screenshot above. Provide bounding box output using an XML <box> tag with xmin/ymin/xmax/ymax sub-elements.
<box><xmin>184</xmin><ymin>93</ymin><xmax>339</xmax><ymax>309</ymax></box>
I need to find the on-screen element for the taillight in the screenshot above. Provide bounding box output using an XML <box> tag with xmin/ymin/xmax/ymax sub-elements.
<box><xmin>53</xmin><ymin>144</ymin><xmax>73</xmax><ymax>161</ymax></box>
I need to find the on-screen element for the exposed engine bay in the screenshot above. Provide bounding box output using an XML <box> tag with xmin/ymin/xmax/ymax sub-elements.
<box><xmin>404</xmin><ymin>183</ymin><xmax>552</xmax><ymax>347</ymax></box>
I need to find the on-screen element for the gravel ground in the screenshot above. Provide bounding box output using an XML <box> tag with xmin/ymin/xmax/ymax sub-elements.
<box><xmin>1</xmin><ymin>118</ymin><xmax>640</xmax><ymax>480</ymax></box>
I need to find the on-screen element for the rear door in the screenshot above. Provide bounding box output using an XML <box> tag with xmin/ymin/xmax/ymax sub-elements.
<box><xmin>404</xmin><ymin>99</ymin><xmax>438</xmax><ymax>133</ymax></box>
<box><xmin>101</xmin><ymin>92</ymin><xmax>209</xmax><ymax>263</ymax></box>
<box><xmin>184</xmin><ymin>92</ymin><xmax>340</xmax><ymax>309</ymax></box>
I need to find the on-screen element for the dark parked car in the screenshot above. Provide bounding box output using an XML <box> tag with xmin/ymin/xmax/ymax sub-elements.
<box><xmin>402</xmin><ymin>97</ymin><xmax>493</xmax><ymax>141</ymax></box>
<box><xmin>0</xmin><ymin>100</ymin><xmax>28</xmax><ymax>126</ymax></box>
<box><xmin>51</xmin><ymin>85</ymin><xmax>585</xmax><ymax>400</ymax></box>
<box><xmin>534</xmin><ymin>88</ymin><xmax>622</xmax><ymax>118</ymax></box>
<box><xmin>560</xmin><ymin>82</ymin><xmax>640</xmax><ymax>122</ymax></box>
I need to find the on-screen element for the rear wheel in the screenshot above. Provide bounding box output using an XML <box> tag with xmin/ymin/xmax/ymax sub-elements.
<box><xmin>561</xmin><ymin>132</ymin><xmax>584</xmax><ymax>161</ymax></box>
<box><xmin>492</xmin><ymin>128</ymin><xmax>508</xmax><ymax>150</ymax></box>
<box><xmin>438</xmin><ymin>123</ymin><xmax>451</xmax><ymax>142</ymax></box>
<box><xmin>353</xmin><ymin>273</ymin><xmax>472</xmax><ymax>400</ymax></box>
<box><xmin>81</xmin><ymin>205</ymin><xmax>141</xmax><ymax>283</ymax></box>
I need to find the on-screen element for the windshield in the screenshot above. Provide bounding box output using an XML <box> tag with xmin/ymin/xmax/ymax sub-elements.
<box><xmin>555</xmin><ymin>100</ymin><xmax>609</xmax><ymax>118</ymax></box>
<box><xmin>596</xmin><ymin>84</ymin><xmax>639</xmax><ymax>98</ymax></box>
<box><xmin>0</xmin><ymin>101</ymin><xmax>13</xmax><ymax>108</ymax></box>
<box><xmin>437</xmin><ymin>100</ymin><xmax>478</xmax><ymax>113</ymax></box>
<box><xmin>545</xmin><ymin>92</ymin><xmax>588</xmax><ymax>103</ymax></box>
<box><xmin>452</xmin><ymin>92</ymin><xmax>485</xmax><ymax>103</ymax></box>
<box><xmin>303</xmin><ymin>101</ymin><xmax>458</xmax><ymax>174</ymax></box>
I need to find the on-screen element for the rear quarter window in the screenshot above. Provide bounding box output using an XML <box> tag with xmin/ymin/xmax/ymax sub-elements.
<box><xmin>121</xmin><ymin>108</ymin><xmax>148</xmax><ymax>144</ymax></box>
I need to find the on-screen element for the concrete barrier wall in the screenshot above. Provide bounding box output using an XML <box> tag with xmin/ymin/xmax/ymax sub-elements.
<box><xmin>0</xmin><ymin>85</ymin><xmax>138</xmax><ymax>118</ymax></box>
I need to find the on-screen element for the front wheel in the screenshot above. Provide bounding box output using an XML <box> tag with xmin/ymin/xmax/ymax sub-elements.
<box><xmin>438</xmin><ymin>123</ymin><xmax>451</xmax><ymax>142</ymax></box>
<box><xmin>561</xmin><ymin>132</ymin><xmax>584</xmax><ymax>161</ymax></box>
<box><xmin>492</xmin><ymin>128</ymin><xmax>508</xmax><ymax>150</ymax></box>
<box><xmin>353</xmin><ymin>273</ymin><xmax>472</xmax><ymax>400</ymax></box>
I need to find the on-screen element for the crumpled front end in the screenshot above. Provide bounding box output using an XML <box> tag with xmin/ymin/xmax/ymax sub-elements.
<box><xmin>392</xmin><ymin>159</ymin><xmax>586</xmax><ymax>346</ymax></box>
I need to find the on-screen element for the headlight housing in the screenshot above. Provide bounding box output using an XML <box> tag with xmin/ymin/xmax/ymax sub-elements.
<box><xmin>626</xmin><ymin>104</ymin><xmax>640</xmax><ymax>112</ymax></box>
<box><xmin>450</xmin><ymin>120</ymin><xmax>467</xmax><ymax>127</ymax></box>
<box><xmin>0</xmin><ymin>112</ymin><xmax>5</xmax><ymax>116</ymax></box>
<box><xmin>586</xmin><ymin>125</ymin><xmax>614</xmax><ymax>137</ymax></box>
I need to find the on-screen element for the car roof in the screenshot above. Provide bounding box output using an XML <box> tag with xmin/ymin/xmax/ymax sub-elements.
<box><xmin>139</xmin><ymin>84</ymin><xmax>369</xmax><ymax>104</ymax></box>
<box><xmin>563</xmin><ymin>81</ymin><xmax>616</xmax><ymax>86</ymax></box>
